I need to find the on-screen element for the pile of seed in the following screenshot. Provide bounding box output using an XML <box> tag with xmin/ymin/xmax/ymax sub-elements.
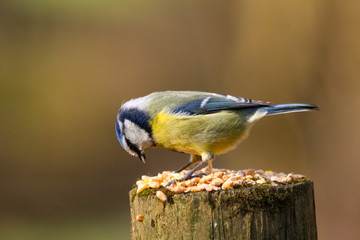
<box><xmin>136</xmin><ymin>168</ymin><xmax>306</xmax><ymax>197</ymax></box>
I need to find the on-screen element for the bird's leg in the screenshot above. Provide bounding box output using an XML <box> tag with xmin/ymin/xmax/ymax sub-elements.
<box><xmin>203</xmin><ymin>152</ymin><xmax>214</xmax><ymax>174</ymax></box>
<box><xmin>166</xmin><ymin>161</ymin><xmax>207</xmax><ymax>187</ymax></box>
<box><xmin>207</xmin><ymin>158</ymin><xmax>213</xmax><ymax>174</ymax></box>
<box><xmin>166</xmin><ymin>153</ymin><xmax>214</xmax><ymax>187</ymax></box>
<box><xmin>174</xmin><ymin>154</ymin><xmax>202</xmax><ymax>173</ymax></box>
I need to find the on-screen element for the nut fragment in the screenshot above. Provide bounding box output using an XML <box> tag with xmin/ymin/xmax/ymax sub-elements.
<box><xmin>189</xmin><ymin>186</ymin><xmax>202</xmax><ymax>192</ymax></box>
<box><xmin>256</xmin><ymin>179</ymin><xmax>266</xmax><ymax>184</ymax></box>
<box><xmin>141</xmin><ymin>175</ymin><xmax>150</xmax><ymax>181</ymax></box>
<box><xmin>222</xmin><ymin>179</ymin><xmax>232</xmax><ymax>190</ymax></box>
<box><xmin>171</xmin><ymin>185</ymin><xmax>186</xmax><ymax>193</ymax></box>
<box><xmin>211</xmin><ymin>178</ymin><xmax>224</xmax><ymax>186</ymax></box>
<box><xmin>148</xmin><ymin>181</ymin><xmax>160</xmax><ymax>189</ymax></box>
<box><xmin>190</xmin><ymin>177</ymin><xmax>201</xmax><ymax>185</ymax></box>
<box><xmin>205</xmin><ymin>185</ymin><xmax>214</xmax><ymax>192</ymax></box>
<box><xmin>214</xmin><ymin>172</ymin><xmax>224</xmax><ymax>178</ymax></box>
<box><xmin>137</xmin><ymin>183</ymin><xmax>149</xmax><ymax>193</ymax></box>
<box><xmin>136</xmin><ymin>214</ymin><xmax>144</xmax><ymax>222</ymax></box>
<box><xmin>156</xmin><ymin>191</ymin><xmax>167</xmax><ymax>202</ymax></box>
<box><xmin>245</xmin><ymin>169</ymin><xmax>255</xmax><ymax>176</ymax></box>
<box><xmin>222</xmin><ymin>175</ymin><xmax>230</xmax><ymax>181</ymax></box>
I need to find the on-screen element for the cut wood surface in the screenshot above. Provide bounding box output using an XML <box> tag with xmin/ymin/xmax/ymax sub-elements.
<box><xmin>130</xmin><ymin>180</ymin><xmax>317</xmax><ymax>240</ymax></box>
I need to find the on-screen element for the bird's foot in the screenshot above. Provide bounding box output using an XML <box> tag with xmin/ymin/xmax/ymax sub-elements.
<box><xmin>165</xmin><ymin>172</ymin><xmax>207</xmax><ymax>187</ymax></box>
<box><xmin>165</xmin><ymin>180</ymin><xmax>177</xmax><ymax>187</ymax></box>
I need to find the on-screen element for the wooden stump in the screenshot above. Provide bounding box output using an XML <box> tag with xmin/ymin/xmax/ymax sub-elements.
<box><xmin>129</xmin><ymin>180</ymin><xmax>317</xmax><ymax>240</ymax></box>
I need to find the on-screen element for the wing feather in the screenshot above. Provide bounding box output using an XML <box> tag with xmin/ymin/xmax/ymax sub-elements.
<box><xmin>173</xmin><ymin>94</ymin><xmax>271</xmax><ymax>115</ymax></box>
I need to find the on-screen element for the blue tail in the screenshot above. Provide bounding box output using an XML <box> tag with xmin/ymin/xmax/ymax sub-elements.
<box><xmin>263</xmin><ymin>103</ymin><xmax>318</xmax><ymax>116</ymax></box>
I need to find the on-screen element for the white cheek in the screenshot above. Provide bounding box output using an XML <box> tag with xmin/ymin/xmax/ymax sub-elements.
<box><xmin>247</xmin><ymin>109</ymin><xmax>267</xmax><ymax>123</ymax></box>
<box><xmin>124</xmin><ymin>119</ymin><xmax>151</xmax><ymax>149</ymax></box>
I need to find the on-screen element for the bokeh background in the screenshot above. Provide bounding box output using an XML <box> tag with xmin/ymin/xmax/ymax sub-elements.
<box><xmin>1</xmin><ymin>0</ymin><xmax>359</xmax><ymax>239</ymax></box>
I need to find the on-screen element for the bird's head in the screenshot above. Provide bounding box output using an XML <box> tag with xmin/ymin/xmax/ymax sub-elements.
<box><xmin>115</xmin><ymin>100</ymin><xmax>154</xmax><ymax>163</ymax></box>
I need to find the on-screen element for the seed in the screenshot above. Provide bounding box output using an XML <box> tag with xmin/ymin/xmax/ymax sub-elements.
<box><xmin>137</xmin><ymin>183</ymin><xmax>149</xmax><ymax>193</ymax></box>
<box><xmin>190</xmin><ymin>177</ymin><xmax>201</xmax><ymax>184</ymax></box>
<box><xmin>287</xmin><ymin>172</ymin><xmax>295</xmax><ymax>180</ymax></box>
<box><xmin>172</xmin><ymin>185</ymin><xmax>186</xmax><ymax>193</ymax></box>
<box><xmin>149</xmin><ymin>176</ymin><xmax>160</xmax><ymax>182</ymax></box>
<box><xmin>246</xmin><ymin>169</ymin><xmax>255</xmax><ymax>176</ymax></box>
<box><xmin>156</xmin><ymin>191</ymin><xmax>167</xmax><ymax>202</ymax></box>
<box><xmin>211</xmin><ymin>178</ymin><xmax>224</xmax><ymax>186</ymax></box>
<box><xmin>284</xmin><ymin>176</ymin><xmax>292</xmax><ymax>183</ymax></box>
<box><xmin>244</xmin><ymin>179</ymin><xmax>255</xmax><ymax>185</ymax></box>
<box><xmin>173</xmin><ymin>173</ymin><xmax>182</xmax><ymax>179</ymax></box>
<box><xmin>270</xmin><ymin>176</ymin><xmax>280</xmax><ymax>182</ymax></box>
<box><xmin>256</xmin><ymin>179</ymin><xmax>266</xmax><ymax>184</ymax></box>
<box><xmin>148</xmin><ymin>181</ymin><xmax>160</xmax><ymax>189</ymax></box>
<box><xmin>203</xmin><ymin>175</ymin><xmax>213</xmax><ymax>181</ymax></box>
<box><xmin>136</xmin><ymin>214</ymin><xmax>144</xmax><ymax>222</ymax></box>
<box><xmin>197</xmin><ymin>184</ymin><xmax>207</xmax><ymax>191</ymax></box>
<box><xmin>184</xmin><ymin>180</ymin><xmax>193</xmax><ymax>187</ymax></box>
<box><xmin>205</xmin><ymin>185</ymin><xmax>214</xmax><ymax>192</ymax></box>
<box><xmin>189</xmin><ymin>186</ymin><xmax>201</xmax><ymax>192</ymax></box>
<box><xmin>222</xmin><ymin>175</ymin><xmax>230</xmax><ymax>181</ymax></box>
<box><xmin>199</xmin><ymin>178</ymin><xmax>210</xmax><ymax>184</ymax></box>
<box><xmin>294</xmin><ymin>174</ymin><xmax>305</xmax><ymax>179</ymax></box>
<box><xmin>178</xmin><ymin>181</ymin><xmax>186</xmax><ymax>187</ymax></box>
<box><xmin>214</xmin><ymin>172</ymin><xmax>224</xmax><ymax>178</ymax></box>
<box><xmin>222</xmin><ymin>179</ymin><xmax>232</xmax><ymax>189</ymax></box>
<box><xmin>141</xmin><ymin>175</ymin><xmax>150</xmax><ymax>181</ymax></box>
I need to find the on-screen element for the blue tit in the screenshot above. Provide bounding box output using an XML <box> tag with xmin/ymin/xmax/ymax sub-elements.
<box><xmin>115</xmin><ymin>91</ymin><xmax>318</xmax><ymax>183</ymax></box>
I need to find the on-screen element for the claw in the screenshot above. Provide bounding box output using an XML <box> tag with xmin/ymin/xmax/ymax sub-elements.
<box><xmin>165</xmin><ymin>172</ymin><xmax>208</xmax><ymax>187</ymax></box>
<box><xmin>166</xmin><ymin>157</ymin><xmax>213</xmax><ymax>188</ymax></box>
<box><xmin>165</xmin><ymin>180</ymin><xmax>178</xmax><ymax>187</ymax></box>
<box><xmin>192</xmin><ymin>173</ymin><xmax>207</xmax><ymax>178</ymax></box>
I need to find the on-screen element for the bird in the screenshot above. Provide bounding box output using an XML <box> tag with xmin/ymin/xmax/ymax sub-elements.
<box><xmin>115</xmin><ymin>91</ymin><xmax>318</xmax><ymax>185</ymax></box>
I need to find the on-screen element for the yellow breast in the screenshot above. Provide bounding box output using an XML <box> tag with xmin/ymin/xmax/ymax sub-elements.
<box><xmin>150</xmin><ymin>111</ymin><xmax>251</xmax><ymax>156</ymax></box>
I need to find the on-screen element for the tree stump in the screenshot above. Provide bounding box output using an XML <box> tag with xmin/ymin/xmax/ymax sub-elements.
<box><xmin>129</xmin><ymin>180</ymin><xmax>317</xmax><ymax>240</ymax></box>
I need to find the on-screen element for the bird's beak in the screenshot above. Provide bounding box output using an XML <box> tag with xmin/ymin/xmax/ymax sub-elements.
<box><xmin>138</xmin><ymin>153</ymin><xmax>146</xmax><ymax>164</ymax></box>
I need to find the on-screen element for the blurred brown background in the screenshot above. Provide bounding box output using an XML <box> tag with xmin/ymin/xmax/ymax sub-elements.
<box><xmin>1</xmin><ymin>0</ymin><xmax>359</xmax><ymax>239</ymax></box>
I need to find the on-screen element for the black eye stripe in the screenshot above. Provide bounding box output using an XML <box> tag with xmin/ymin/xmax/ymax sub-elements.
<box><xmin>125</xmin><ymin>138</ymin><xmax>141</xmax><ymax>156</ymax></box>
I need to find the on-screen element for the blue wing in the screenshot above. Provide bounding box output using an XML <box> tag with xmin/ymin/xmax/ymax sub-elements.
<box><xmin>173</xmin><ymin>94</ymin><xmax>271</xmax><ymax>115</ymax></box>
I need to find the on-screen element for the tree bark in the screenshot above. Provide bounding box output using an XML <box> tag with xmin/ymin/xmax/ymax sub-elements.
<box><xmin>129</xmin><ymin>180</ymin><xmax>317</xmax><ymax>240</ymax></box>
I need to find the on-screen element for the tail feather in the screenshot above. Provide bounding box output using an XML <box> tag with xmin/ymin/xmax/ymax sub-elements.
<box><xmin>264</xmin><ymin>103</ymin><xmax>318</xmax><ymax>116</ymax></box>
